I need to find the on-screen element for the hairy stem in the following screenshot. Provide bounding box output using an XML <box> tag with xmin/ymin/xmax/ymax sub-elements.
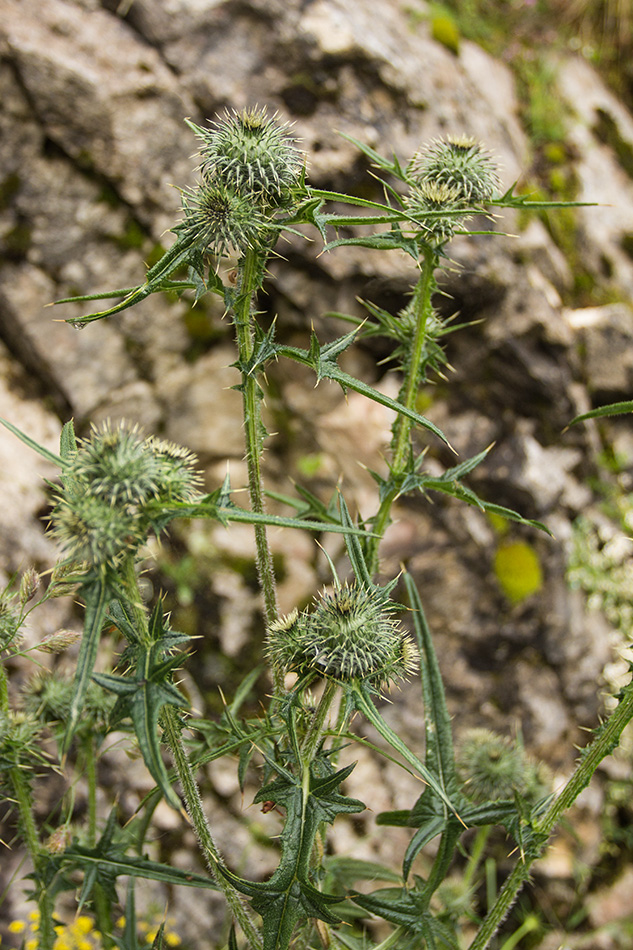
<box><xmin>0</xmin><ymin>662</ymin><xmax>8</xmax><ymax>713</ymax></box>
<box><xmin>10</xmin><ymin>766</ymin><xmax>55</xmax><ymax>950</ymax></box>
<box><xmin>232</xmin><ymin>248</ymin><xmax>278</xmax><ymax>633</ymax></box>
<box><xmin>367</xmin><ymin>246</ymin><xmax>437</xmax><ymax>575</ymax></box>
<box><xmin>300</xmin><ymin>680</ymin><xmax>339</xmax><ymax>764</ymax></box>
<box><xmin>162</xmin><ymin>706</ymin><xmax>263</xmax><ymax>950</ymax></box>
<box><xmin>468</xmin><ymin>676</ymin><xmax>633</xmax><ymax>950</ymax></box>
<box><xmin>84</xmin><ymin>738</ymin><xmax>98</xmax><ymax>848</ymax></box>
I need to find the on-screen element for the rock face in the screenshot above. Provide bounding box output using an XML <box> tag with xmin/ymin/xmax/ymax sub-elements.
<box><xmin>2</xmin><ymin>0</ymin><xmax>633</xmax><ymax>940</ymax></box>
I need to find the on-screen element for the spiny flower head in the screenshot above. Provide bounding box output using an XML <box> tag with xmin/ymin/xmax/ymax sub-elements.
<box><xmin>191</xmin><ymin>106</ymin><xmax>305</xmax><ymax>207</ymax></box>
<box><xmin>408</xmin><ymin>135</ymin><xmax>499</xmax><ymax>204</ymax></box>
<box><xmin>267</xmin><ymin>583</ymin><xmax>418</xmax><ymax>688</ymax></box>
<box><xmin>178</xmin><ymin>179</ymin><xmax>270</xmax><ymax>257</ymax></box>
<box><xmin>405</xmin><ymin>179</ymin><xmax>467</xmax><ymax>246</ymax></box>
<box><xmin>456</xmin><ymin>728</ymin><xmax>549</xmax><ymax>803</ymax></box>
<box><xmin>68</xmin><ymin>421</ymin><xmax>162</xmax><ymax>507</ymax></box>
<box><xmin>23</xmin><ymin>670</ymin><xmax>114</xmax><ymax>730</ymax></box>
<box><xmin>145</xmin><ymin>435</ymin><xmax>202</xmax><ymax>502</ymax></box>
<box><xmin>50</xmin><ymin>490</ymin><xmax>144</xmax><ymax>568</ymax></box>
<box><xmin>50</xmin><ymin>422</ymin><xmax>201</xmax><ymax>568</ymax></box>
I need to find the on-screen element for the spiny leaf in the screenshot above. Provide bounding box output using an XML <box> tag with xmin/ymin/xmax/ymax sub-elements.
<box><xmin>225</xmin><ymin>761</ymin><xmax>363</xmax><ymax>950</ymax></box>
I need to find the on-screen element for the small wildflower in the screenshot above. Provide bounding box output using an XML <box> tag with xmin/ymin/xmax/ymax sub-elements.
<box><xmin>8</xmin><ymin>922</ymin><xmax>26</xmax><ymax>935</ymax></box>
<box><xmin>267</xmin><ymin>583</ymin><xmax>418</xmax><ymax>687</ymax></box>
<box><xmin>408</xmin><ymin>135</ymin><xmax>499</xmax><ymax>204</ymax></box>
<box><xmin>73</xmin><ymin>917</ymin><xmax>95</xmax><ymax>936</ymax></box>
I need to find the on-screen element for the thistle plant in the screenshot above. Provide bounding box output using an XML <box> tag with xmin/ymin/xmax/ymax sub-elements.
<box><xmin>1</xmin><ymin>106</ymin><xmax>624</xmax><ymax>950</ymax></box>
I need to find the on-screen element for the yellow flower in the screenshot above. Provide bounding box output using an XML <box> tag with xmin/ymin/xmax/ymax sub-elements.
<box><xmin>8</xmin><ymin>923</ymin><xmax>26</xmax><ymax>935</ymax></box>
<box><xmin>73</xmin><ymin>918</ymin><xmax>94</xmax><ymax>936</ymax></box>
<box><xmin>165</xmin><ymin>933</ymin><xmax>181</xmax><ymax>947</ymax></box>
<box><xmin>26</xmin><ymin>938</ymin><xmax>39</xmax><ymax>950</ymax></box>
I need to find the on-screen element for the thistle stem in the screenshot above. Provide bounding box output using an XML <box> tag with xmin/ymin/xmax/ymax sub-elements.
<box><xmin>300</xmin><ymin>680</ymin><xmax>339</xmax><ymax>764</ymax></box>
<box><xmin>367</xmin><ymin>246</ymin><xmax>437</xmax><ymax>575</ymax></box>
<box><xmin>232</xmin><ymin>248</ymin><xmax>278</xmax><ymax>633</ymax></box>
<box><xmin>468</xmin><ymin>676</ymin><xmax>633</xmax><ymax>950</ymax></box>
<box><xmin>84</xmin><ymin>737</ymin><xmax>98</xmax><ymax>848</ymax></box>
<box><xmin>0</xmin><ymin>662</ymin><xmax>8</xmax><ymax>713</ymax></box>
<box><xmin>162</xmin><ymin>706</ymin><xmax>263</xmax><ymax>950</ymax></box>
<box><xmin>10</xmin><ymin>766</ymin><xmax>55</xmax><ymax>950</ymax></box>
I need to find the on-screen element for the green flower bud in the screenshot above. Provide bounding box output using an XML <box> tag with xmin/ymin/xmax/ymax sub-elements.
<box><xmin>50</xmin><ymin>490</ymin><xmax>144</xmax><ymax>567</ymax></box>
<box><xmin>69</xmin><ymin>421</ymin><xmax>161</xmax><ymax>507</ymax></box>
<box><xmin>178</xmin><ymin>179</ymin><xmax>270</xmax><ymax>257</ymax></box>
<box><xmin>23</xmin><ymin>670</ymin><xmax>114</xmax><ymax>730</ymax></box>
<box><xmin>145</xmin><ymin>436</ymin><xmax>202</xmax><ymax>502</ymax></box>
<box><xmin>267</xmin><ymin>584</ymin><xmax>418</xmax><ymax>687</ymax></box>
<box><xmin>191</xmin><ymin>107</ymin><xmax>304</xmax><ymax>207</ymax></box>
<box><xmin>408</xmin><ymin>136</ymin><xmax>499</xmax><ymax>204</ymax></box>
<box><xmin>457</xmin><ymin>728</ymin><xmax>535</xmax><ymax>803</ymax></box>
<box><xmin>405</xmin><ymin>179</ymin><xmax>467</xmax><ymax>246</ymax></box>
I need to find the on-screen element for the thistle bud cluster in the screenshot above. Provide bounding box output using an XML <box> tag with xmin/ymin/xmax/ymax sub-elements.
<box><xmin>178</xmin><ymin>107</ymin><xmax>305</xmax><ymax>257</ymax></box>
<box><xmin>50</xmin><ymin>421</ymin><xmax>201</xmax><ymax>569</ymax></box>
<box><xmin>267</xmin><ymin>582</ymin><xmax>418</xmax><ymax>688</ymax></box>
<box><xmin>406</xmin><ymin>136</ymin><xmax>499</xmax><ymax>246</ymax></box>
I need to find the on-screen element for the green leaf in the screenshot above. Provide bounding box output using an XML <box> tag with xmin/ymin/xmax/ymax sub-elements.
<box><xmin>56</xmin><ymin>232</ymin><xmax>201</xmax><ymax>325</ymax></box>
<box><xmin>150</xmin><ymin>496</ymin><xmax>374</xmax><ymax>538</ymax></box>
<box><xmin>0</xmin><ymin>418</ymin><xmax>63</xmax><ymax>467</ymax></box>
<box><xmin>225</xmin><ymin>760</ymin><xmax>364</xmax><ymax>950</ymax></box>
<box><xmin>322</xmin><ymin>230</ymin><xmax>420</xmax><ymax>260</ymax></box>
<box><xmin>404</xmin><ymin>573</ymin><xmax>459</xmax><ymax>801</ymax></box>
<box><xmin>568</xmin><ymin>400</ymin><xmax>633</xmax><ymax>425</ymax></box>
<box><xmin>335</xmin><ymin>134</ymin><xmax>409</xmax><ymax>180</ymax></box>
<box><xmin>410</xmin><ymin>466</ymin><xmax>552</xmax><ymax>535</ymax></box>
<box><xmin>94</xmin><ymin>600</ymin><xmax>189</xmax><ymax>810</ymax></box>
<box><xmin>337</xmin><ymin>493</ymin><xmax>373</xmax><ymax>589</ymax></box>
<box><xmin>318</xmin><ymin>363</ymin><xmax>453</xmax><ymax>450</ymax></box>
<box><xmin>62</xmin><ymin>571</ymin><xmax>112</xmax><ymax>753</ymax></box>
<box><xmin>349</xmin><ymin>682</ymin><xmax>462</xmax><ymax>821</ymax></box>
<box><xmin>59</xmin><ymin>845</ymin><xmax>218</xmax><ymax>891</ymax></box>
